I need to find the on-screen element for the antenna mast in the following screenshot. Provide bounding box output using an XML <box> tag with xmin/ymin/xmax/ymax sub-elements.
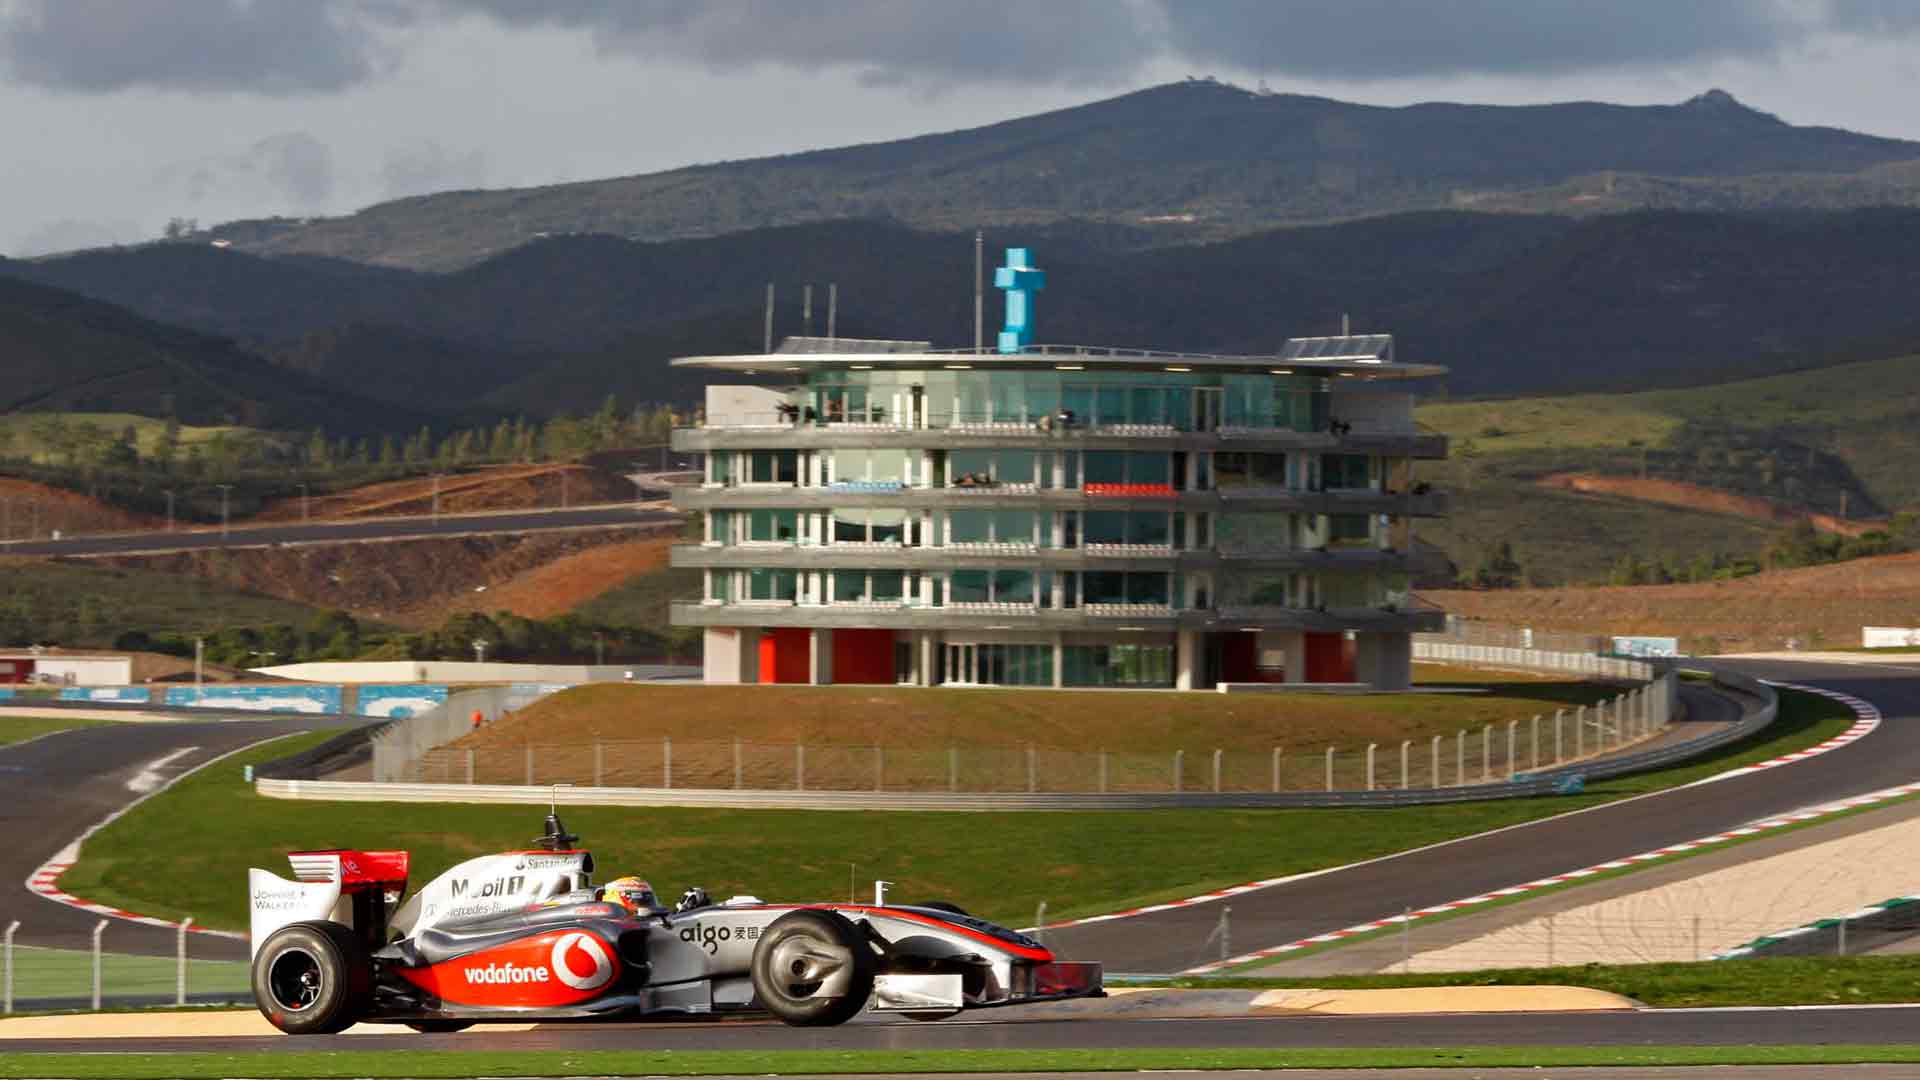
<box><xmin>763</xmin><ymin>282</ymin><xmax>775</xmax><ymax>353</ymax></box>
<box><xmin>973</xmin><ymin>230</ymin><xmax>984</xmax><ymax>354</ymax></box>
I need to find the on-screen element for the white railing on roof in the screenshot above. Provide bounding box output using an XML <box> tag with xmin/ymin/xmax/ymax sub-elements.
<box><xmin>1082</xmin><ymin>603</ymin><xmax>1175</xmax><ymax>618</ymax></box>
<box><xmin>1081</xmin><ymin>543</ymin><xmax>1176</xmax><ymax>557</ymax></box>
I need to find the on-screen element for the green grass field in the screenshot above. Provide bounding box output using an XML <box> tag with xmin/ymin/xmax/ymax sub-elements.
<box><xmin>59</xmin><ymin>690</ymin><xmax>1847</xmax><ymax>935</ymax></box>
<box><xmin>5</xmin><ymin>946</ymin><xmax>248</xmax><ymax>1003</ymax></box>
<box><xmin>1170</xmin><ymin>953</ymin><xmax>1920</xmax><ymax>1009</ymax></box>
<box><xmin>6</xmin><ymin>1045</ymin><xmax>1920</xmax><ymax>1079</ymax></box>
<box><xmin>0</xmin><ymin>713</ymin><xmax>114</xmax><ymax>747</ymax></box>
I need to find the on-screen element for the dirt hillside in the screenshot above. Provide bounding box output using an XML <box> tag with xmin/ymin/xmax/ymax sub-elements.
<box><xmin>1428</xmin><ymin>550</ymin><xmax>1920</xmax><ymax>652</ymax></box>
<box><xmin>0</xmin><ymin>477</ymin><xmax>159</xmax><ymax>538</ymax></box>
<box><xmin>1537</xmin><ymin>473</ymin><xmax>1880</xmax><ymax>537</ymax></box>
<box><xmin>98</xmin><ymin>524</ymin><xmax>678</xmax><ymax>626</ymax></box>
<box><xmin>252</xmin><ymin>464</ymin><xmax>637</xmax><ymax>522</ymax></box>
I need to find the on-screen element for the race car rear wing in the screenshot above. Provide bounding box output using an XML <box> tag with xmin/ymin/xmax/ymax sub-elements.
<box><xmin>249</xmin><ymin>850</ymin><xmax>409</xmax><ymax>956</ymax></box>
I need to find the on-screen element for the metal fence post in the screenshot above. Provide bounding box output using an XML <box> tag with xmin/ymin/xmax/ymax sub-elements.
<box><xmin>1455</xmin><ymin>731</ymin><xmax>1465</xmax><ymax>786</ymax></box>
<box><xmin>1431</xmin><ymin>735</ymin><xmax>1441</xmax><ymax>788</ymax></box>
<box><xmin>1324</xmin><ymin>746</ymin><xmax>1335</xmax><ymax>791</ymax></box>
<box><xmin>1481</xmin><ymin>725</ymin><xmax>1492</xmax><ymax>782</ymax></box>
<box><xmin>1840</xmin><ymin>915</ymin><xmax>1849</xmax><ymax>957</ymax></box>
<box><xmin>1530</xmin><ymin>715</ymin><xmax>1540</xmax><ymax>770</ymax></box>
<box><xmin>1098</xmin><ymin>750</ymin><xmax>1108</xmax><ymax>794</ymax></box>
<box><xmin>1577</xmin><ymin>707</ymin><xmax>1587</xmax><ymax>757</ymax></box>
<box><xmin>91</xmin><ymin>918</ymin><xmax>106</xmax><ymax>1011</ymax></box>
<box><xmin>1400</xmin><ymin>740</ymin><xmax>1411</xmax><ymax>789</ymax></box>
<box><xmin>1506</xmin><ymin>720</ymin><xmax>1518</xmax><ymax>778</ymax></box>
<box><xmin>663</xmin><ymin>737</ymin><xmax>673</xmax><ymax>789</ymax></box>
<box><xmin>874</xmin><ymin>745</ymin><xmax>883</xmax><ymax>793</ymax></box>
<box><xmin>735</xmin><ymin>738</ymin><xmax>743</xmax><ymax>790</ymax></box>
<box><xmin>1365</xmin><ymin>743</ymin><xmax>1377</xmax><ymax>791</ymax></box>
<box><xmin>524</xmin><ymin>745</ymin><xmax>534</xmax><ymax>786</ymax></box>
<box><xmin>1554</xmin><ymin>709</ymin><xmax>1565</xmax><ymax>764</ymax></box>
<box><xmin>951</xmin><ymin>747</ymin><xmax>960</xmax><ymax>793</ymax></box>
<box><xmin>1212</xmin><ymin>749</ymin><xmax>1222</xmax><ymax>793</ymax></box>
<box><xmin>1034</xmin><ymin>901</ymin><xmax>1047</xmax><ymax>948</ymax></box>
<box><xmin>796</xmin><ymin>744</ymin><xmax>805</xmax><ymax>791</ymax></box>
<box><xmin>1028</xmin><ymin>746</ymin><xmax>1038</xmax><ymax>793</ymax></box>
<box><xmin>177</xmin><ymin>917</ymin><xmax>192</xmax><ymax>1006</ymax></box>
<box><xmin>1271</xmin><ymin>747</ymin><xmax>1282</xmax><ymax>793</ymax></box>
<box><xmin>3</xmin><ymin>920</ymin><xmax>16</xmax><ymax>1015</ymax></box>
<box><xmin>1218</xmin><ymin>905</ymin><xmax>1232</xmax><ymax>962</ymax></box>
<box><xmin>1173</xmin><ymin>750</ymin><xmax>1184</xmax><ymax>794</ymax></box>
<box><xmin>466</xmin><ymin>748</ymin><xmax>475</xmax><ymax>785</ymax></box>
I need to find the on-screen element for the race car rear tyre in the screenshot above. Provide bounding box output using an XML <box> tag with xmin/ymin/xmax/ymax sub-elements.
<box><xmin>252</xmin><ymin>921</ymin><xmax>371</xmax><ymax>1035</ymax></box>
<box><xmin>749</xmin><ymin>910</ymin><xmax>876</xmax><ymax>1027</ymax></box>
<box><xmin>406</xmin><ymin>1020</ymin><xmax>475</xmax><ymax>1034</ymax></box>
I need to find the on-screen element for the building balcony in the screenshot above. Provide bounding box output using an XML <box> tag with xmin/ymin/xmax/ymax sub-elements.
<box><xmin>671</xmin><ymin>423</ymin><xmax>1446</xmax><ymax>459</ymax></box>
<box><xmin>671</xmin><ymin>543</ymin><xmax>1417</xmax><ymax>573</ymax></box>
<box><xmin>672</xmin><ymin>484</ymin><xmax>1448</xmax><ymax>517</ymax></box>
<box><xmin>671</xmin><ymin>601</ymin><xmax>1445</xmax><ymax>634</ymax></box>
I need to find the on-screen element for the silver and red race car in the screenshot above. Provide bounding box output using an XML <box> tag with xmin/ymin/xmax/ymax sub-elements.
<box><xmin>247</xmin><ymin>812</ymin><xmax>1102</xmax><ymax>1033</ymax></box>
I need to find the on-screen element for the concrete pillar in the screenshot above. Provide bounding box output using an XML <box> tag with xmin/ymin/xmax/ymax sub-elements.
<box><xmin>1278</xmin><ymin>631</ymin><xmax>1308</xmax><ymax>684</ymax></box>
<box><xmin>809</xmin><ymin>629</ymin><xmax>834</xmax><ymax>685</ymax></box>
<box><xmin>1354</xmin><ymin>632</ymin><xmax>1413</xmax><ymax>691</ymax></box>
<box><xmin>920</xmin><ymin>632</ymin><xmax>937</xmax><ymax>687</ymax></box>
<box><xmin>1052</xmin><ymin>633</ymin><xmax>1066</xmax><ymax>688</ymax></box>
<box><xmin>703</xmin><ymin>628</ymin><xmax>760</xmax><ymax>684</ymax></box>
<box><xmin>1175</xmin><ymin>629</ymin><xmax>1198</xmax><ymax>691</ymax></box>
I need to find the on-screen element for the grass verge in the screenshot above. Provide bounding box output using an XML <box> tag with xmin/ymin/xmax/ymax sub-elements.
<box><xmin>9</xmin><ymin>1045</ymin><xmax>1920</xmax><ymax>1078</ymax></box>
<box><xmin>5</xmin><ymin>946</ymin><xmax>248</xmax><ymax>1002</ymax></box>
<box><xmin>0</xmin><ymin>713</ymin><xmax>114</xmax><ymax>747</ymax></box>
<box><xmin>1164</xmin><ymin>953</ymin><xmax>1920</xmax><ymax>1008</ymax></box>
<box><xmin>61</xmin><ymin>689</ymin><xmax>1846</xmax><ymax>935</ymax></box>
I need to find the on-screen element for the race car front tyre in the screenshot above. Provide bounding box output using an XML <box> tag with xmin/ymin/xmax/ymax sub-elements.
<box><xmin>749</xmin><ymin>909</ymin><xmax>876</xmax><ymax>1027</ymax></box>
<box><xmin>252</xmin><ymin>921</ymin><xmax>372</xmax><ymax>1035</ymax></box>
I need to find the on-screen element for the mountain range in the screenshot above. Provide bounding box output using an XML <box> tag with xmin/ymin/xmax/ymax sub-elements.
<box><xmin>6</xmin><ymin>81</ymin><xmax>1920</xmax><ymax>429</ymax></box>
<box><xmin>205</xmin><ymin>81</ymin><xmax>1920</xmax><ymax>272</ymax></box>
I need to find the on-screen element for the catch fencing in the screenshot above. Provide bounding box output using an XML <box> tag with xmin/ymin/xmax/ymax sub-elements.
<box><xmin>1</xmin><ymin>918</ymin><xmax>245</xmax><ymax>1014</ymax></box>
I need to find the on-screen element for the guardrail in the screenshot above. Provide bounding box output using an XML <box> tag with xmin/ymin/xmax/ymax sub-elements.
<box><xmin>1413</xmin><ymin>641</ymin><xmax>1653</xmax><ymax>680</ymax></box>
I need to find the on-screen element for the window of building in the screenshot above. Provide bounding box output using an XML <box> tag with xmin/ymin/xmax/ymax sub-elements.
<box><xmin>748</xmin><ymin>509</ymin><xmax>799</xmax><ymax>542</ymax></box>
<box><xmin>712</xmin><ymin>454</ymin><xmax>734</xmax><ymax>485</ymax></box>
<box><xmin>1328</xmin><ymin>513</ymin><xmax>1373</xmax><ymax>545</ymax></box>
<box><xmin>746</xmin><ymin>569</ymin><xmax>798</xmax><ymax>601</ymax></box>
<box><xmin>830</xmin><ymin>449</ymin><xmax>912</xmax><ymax>485</ymax></box>
<box><xmin>1216</xmin><ymin>512</ymin><xmax>1291</xmax><ymax>552</ymax></box>
<box><xmin>707</xmin><ymin>571</ymin><xmax>731</xmax><ymax>602</ymax></box>
<box><xmin>1083</xmin><ymin>451</ymin><xmax>1171</xmax><ymax>487</ymax></box>
<box><xmin>1063</xmin><ymin>642</ymin><xmax>1174</xmax><ymax>687</ymax></box>
<box><xmin>748</xmin><ymin>450</ymin><xmax>798</xmax><ymax>484</ymax></box>
<box><xmin>945</xmin><ymin>643</ymin><xmax>1053</xmax><ymax>686</ymax></box>
<box><xmin>1214</xmin><ymin>452</ymin><xmax>1287</xmax><ymax>489</ymax></box>
<box><xmin>872</xmin><ymin>571</ymin><xmax>906</xmax><ymax>601</ymax></box>
<box><xmin>1324</xmin><ymin>454</ymin><xmax>1371</xmax><ymax>490</ymax></box>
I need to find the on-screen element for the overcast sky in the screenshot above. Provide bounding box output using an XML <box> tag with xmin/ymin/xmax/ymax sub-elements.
<box><xmin>4</xmin><ymin>0</ymin><xmax>1920</xmax><ymax>257</ymax></box>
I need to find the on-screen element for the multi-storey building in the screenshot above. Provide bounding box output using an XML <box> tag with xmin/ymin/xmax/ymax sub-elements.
<box><xmin>668</xmin><ymin>257</ymin><xmax>1448</xmax><ymax>691</ymax></box>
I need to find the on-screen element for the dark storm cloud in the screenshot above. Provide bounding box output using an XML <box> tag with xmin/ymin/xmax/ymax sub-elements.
<box><xmin>1157</xmin><ymin>0</ymin><xmax>1797</xmax><ymax>79</ymax></box>
<box><xmin>3</xmin><ymin>0</ymin><xmax>1916</xmax><ymax>96</ymax></box>
<box><xmin>447</xmin><ymin>0</ymin><xmax>1160</xmax><ymax>86</ymax></box>
<box><xmin>0</xmin><ymin>0</ymin><xmax>401</xmax><ymax>94</ymax></box>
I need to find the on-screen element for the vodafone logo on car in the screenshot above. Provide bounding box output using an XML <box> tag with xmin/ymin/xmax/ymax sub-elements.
<box><xmin>550</xmin><ymin>931</ymin><xmax>614</xmax><ymax>991</ymax></box>
<box><xmin>464</xmin><ymin>962</ymin><xmax>550</xmax><ymax>985</ymax></box>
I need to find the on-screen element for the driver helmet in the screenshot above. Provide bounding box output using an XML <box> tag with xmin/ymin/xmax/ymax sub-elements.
<box><xmin>599</xmin><ymin>875</ymin><xmax>660</xmax><ymax>915</ymax></box>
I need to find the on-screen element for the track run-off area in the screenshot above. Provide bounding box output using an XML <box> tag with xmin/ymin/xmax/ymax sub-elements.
<box><xmin>6</xmin><ymin>655</ymin><xmax>1920</xmax><ymax>1059</ymax></box>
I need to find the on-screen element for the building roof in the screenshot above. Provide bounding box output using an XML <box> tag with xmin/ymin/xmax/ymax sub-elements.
<box><xmin>673</xmin><ymin>335</ymin><xmax>1447</xmax><ymax>380</ymax></box>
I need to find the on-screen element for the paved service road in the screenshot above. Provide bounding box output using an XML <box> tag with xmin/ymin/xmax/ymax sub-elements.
<box><xmin>0</xmin><ymin>504</ymin><xmax>679</xmax><ymax>558</ymax></box>
<box><xmin>1050</xmin><ymin>661</ymin><xmax>1920</xmax><ymax>973</ymax></box>
<box><xmin>0</xmin><ymin>711</ymin><xmax>366</xmax><ymax>960</ymax></box>
<box><xmin>9</xmin><ymin>1004</ymin><xmax>1920</xmax><ymax>1055</ymax></box>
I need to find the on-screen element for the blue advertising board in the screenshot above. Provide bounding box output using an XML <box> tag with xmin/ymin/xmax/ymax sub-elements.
<box><xmin>0</xmin><ymin>688</ymin><xmax>14</xmax><ymax>699</ymax></box>
<box><xmin>357</xmin><ymin>684</ymin><xmax>449</xmax><ymax>719</ymax></box>
<box><xmin>164</xmin><ymin>685</ymin><xmax>345</xmax><ymax>714</ymax></box>
<box><xmin>59</xmin><ymin>687</ymin><xmax>151</xmax><ymax>703</ymax></box>
<box><xmin>1612</xmin><ymin>635</ymin><xmax>1680</xmax><ymax>659</ymax></box>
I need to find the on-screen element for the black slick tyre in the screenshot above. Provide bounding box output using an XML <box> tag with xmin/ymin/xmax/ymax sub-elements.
<box><xmin>251</xmin><ymin>921</ymin><xmax>371</xmax><ymax>1035</ymax></box>
<box><xmin>749</xmin><ymin>910</ymin><xmax>876</xmax><ymax>1027</ymax></box>
<box><xmin>406</xmin><ymin>1020</ymin><xmax>474</xmax><ymax>1034</ymax></box>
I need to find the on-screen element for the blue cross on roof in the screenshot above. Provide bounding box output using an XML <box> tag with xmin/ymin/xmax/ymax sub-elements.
<box><xmin>994</xmin><ymin>247</ymin><xmax>1046</xmax><ymax>354</ymax></box>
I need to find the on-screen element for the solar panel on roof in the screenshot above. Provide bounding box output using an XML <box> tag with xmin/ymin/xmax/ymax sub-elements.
<box><xmin>1280</xmin><ymin>335</ymin><xmax>1393</xmax><ymax>363</ymax></box>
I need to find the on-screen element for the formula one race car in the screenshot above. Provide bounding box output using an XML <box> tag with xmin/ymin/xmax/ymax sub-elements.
<box><xmin>247</xmin><ymin>811</ymin><xmax>1101</xmax><ymax>1033</ymax></box>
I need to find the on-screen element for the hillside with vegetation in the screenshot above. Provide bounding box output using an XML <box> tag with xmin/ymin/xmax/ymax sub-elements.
<box><xmin>200</xmin><ymin>82</ymin><xmax>1920</xmax><ymax>271</ymax></box>
<box><xmin>1419</xmin><ymin>353</ymin><xmax>1920</xmax><ymax>585</ymax></box>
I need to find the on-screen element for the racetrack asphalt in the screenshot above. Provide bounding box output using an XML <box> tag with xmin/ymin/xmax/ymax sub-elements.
<box><xmin>9</xmin><ymin>1004</ymin><xmax>1920</xmax><ymax>1054</ymax></box>
<box><xmin>9</xmin><ymin>658</ymin><xmax>1920</xmax><ymax>1057</ymax></box>
<box><xmin>0</xmin><ymin>504</ymin><xmax>678</xmax><ymax>558</ymax></box>
<box><xmin>1045</xmin><ymin>660</ymin><xmax>1920</xmax><ymax>973</ymax></box>
<box><xmin>0</xmin><ymin>710</ymin><xmax>366</xmax><ymax>960</ymax></box>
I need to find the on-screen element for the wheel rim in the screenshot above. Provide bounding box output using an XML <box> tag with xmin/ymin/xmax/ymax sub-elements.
<box><xmin>266</xmin><ymin>947</ymin><xmax>324</xmax><ymax>1013</ymax></box>
<box><xmin>765</xmin><ymin>931</ymin><xmax>851</xmax><ymax>1004</ymax></box>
